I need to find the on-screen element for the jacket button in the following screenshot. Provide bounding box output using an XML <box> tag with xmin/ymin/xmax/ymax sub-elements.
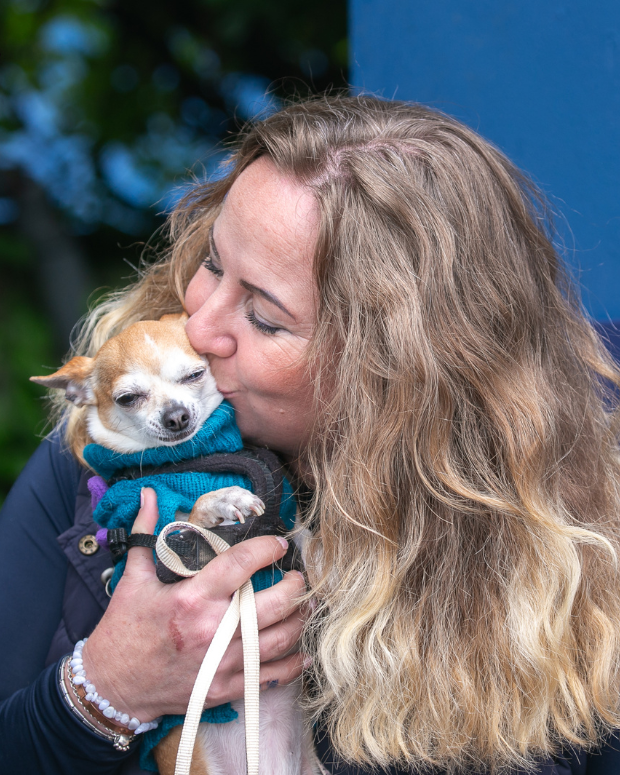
<box><xmin>78</xmin><ymin>534</ymin><xmax>99</xmax><ymax>555</ymax></box>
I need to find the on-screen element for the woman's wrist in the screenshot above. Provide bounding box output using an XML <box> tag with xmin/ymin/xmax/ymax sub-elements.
<box><xmin>59</xmin><ymin>656</ymin><xmax>136</xmax><ymax>751</ymax></box>
<box><xmin>81</xmin><ymin>634</ymin><xmax>156</xmax><ymax>723</ymax></box>
<box><xmin>61</xmin><ymin>640</ymin><xmax>160</xmax><ymax>743</ymax></box>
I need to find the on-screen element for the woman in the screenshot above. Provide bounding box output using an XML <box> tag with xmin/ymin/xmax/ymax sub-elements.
<box><xmin>2</xmin><ymin>95</ymin><xmax>620</xmax><ymax>774</ymax></box>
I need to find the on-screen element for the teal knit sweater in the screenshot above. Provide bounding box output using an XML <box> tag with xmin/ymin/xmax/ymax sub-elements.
<box><xmin>83</xmin><ymin>401</ymin><xmax>297</xmax><ymax>771</ymax></box>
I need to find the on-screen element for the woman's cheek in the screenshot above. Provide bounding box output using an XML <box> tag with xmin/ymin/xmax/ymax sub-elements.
<box><xmin>247</xmin><ymin>342</ymin><xmax>310</xmax><ymax>399</ymax></box>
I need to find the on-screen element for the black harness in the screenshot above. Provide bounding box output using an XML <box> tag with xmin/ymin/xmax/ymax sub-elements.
<box><xmin>104</xmin><ymin>448</ymin><xmax>302</xmax><ymax>583</ymax></box>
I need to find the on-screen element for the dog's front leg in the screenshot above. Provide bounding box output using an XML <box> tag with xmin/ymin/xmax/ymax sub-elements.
<box><xmin>153</xmin><ymin>724</ymin><xmax>212</xmax><ymax>775</ymax></box>
<box><xmin>184</xmin><ymin>486</ymin><xmax>265</xmax><ymax>528</ymax></box>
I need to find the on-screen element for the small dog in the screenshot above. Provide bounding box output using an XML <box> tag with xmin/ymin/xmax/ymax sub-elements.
<box><xmin>31</xmin><ymin>313</ymin><xmax>321</xmax><ymax>775</ymax></box>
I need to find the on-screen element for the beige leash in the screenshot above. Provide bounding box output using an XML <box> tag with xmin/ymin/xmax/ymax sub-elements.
<box><xmin>155</xmin><ymin>521</ymin><xmax>260</xmax><ymax>775</ymax></box>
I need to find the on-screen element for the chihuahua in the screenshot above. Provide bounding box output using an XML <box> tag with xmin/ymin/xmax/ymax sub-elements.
<box><xmin>31</xmin><ymin>314</ymin><xmax>265</xmax><ymax>528</ymax></box>
<box><xmin>31</xmin><ymin>313</ymin><xmax>321</xmax><ymax>775</ymax></box>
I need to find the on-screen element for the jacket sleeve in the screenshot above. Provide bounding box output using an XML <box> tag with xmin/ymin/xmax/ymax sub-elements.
<box><xmin>0</xmin><ymin>433</ymin><xmax>137</xmax><ymax>774</ymax></box>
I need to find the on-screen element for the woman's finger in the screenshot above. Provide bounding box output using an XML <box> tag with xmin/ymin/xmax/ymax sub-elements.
<box><xmin>258</xmin><ymin>613</ymin><xmax>305</xmax><ymax>661</ymax></box>
<box><xmin>204</xmin><ymin>652</ymin><xmax>310</xmax><ymax>708</ymax></box>
<box><xmin>218</xmin><ymin>608</ymin><xmax>305</xmax><ymax>673</ymax></box>
<box><xmin>192</xmin><ymin>535</ymin><xmax>290</xmax><ymax>599</ymax></box>
<box><xmin>258</xmin><ymin>650</ymin><xmax>309</xmax><ymax>688</ymax></box>
<box><xmin>255</xmin><ymin>570</ymin><xmax>307</xmax><ymax>631</ymax></box>
<box><xmin>125</xmin><ymin>487</ymin><xmax>158</xmax><ymax>575</ymax></box>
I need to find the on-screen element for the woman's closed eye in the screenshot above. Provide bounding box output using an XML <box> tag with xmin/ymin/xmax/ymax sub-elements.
<box><xmin>202</xmin><ymin>254</ymin><xmax>223</xmax><ymax>278</ymax></box>
<box><xmin>246</xmin><ymin>309</ymin><xmax>281</xmax><ymax>335</ymax></box>
<box><xmin>201</xmin><ymin>238</ymin><xmax>287</xmax><ymax>335</ymax></box>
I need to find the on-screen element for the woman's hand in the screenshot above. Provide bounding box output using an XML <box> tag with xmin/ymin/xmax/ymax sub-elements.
<box><xmin>81</xmin><ymin>488</ymin><xmax>308</xmax><ymax>722</ymax></box>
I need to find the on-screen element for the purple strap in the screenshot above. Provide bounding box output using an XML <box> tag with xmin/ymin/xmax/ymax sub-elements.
<box><xmin>87</xmin><ymin>475</ymin><xmax>108</xmax><ymax>510</ymax></box>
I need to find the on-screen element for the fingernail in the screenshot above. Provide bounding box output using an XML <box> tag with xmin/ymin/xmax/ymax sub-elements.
<box><xmin>275</xmin><ymin>536</ymin><xmax>288</xmax><ymax>551</ymax></box>
<box><xmin>303</xmin><ymin>655</ymin><xmax>313</xmax><ymax>669</ymax></box>
<box><xmin>140</xmin><ymin>488</ymin><xmax>145</xmax><ymax>508</ymax></box>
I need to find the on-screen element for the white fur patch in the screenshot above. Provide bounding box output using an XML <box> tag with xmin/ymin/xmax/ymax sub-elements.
<box><xmin>194</xmin><ymin>683</ymin><xmax>318</xmax><ymax>775</ymax></box>
<box><xmin>143</xmin><ymin>332</ymin><xmax>158</xmax><ymax>351</ymax></box>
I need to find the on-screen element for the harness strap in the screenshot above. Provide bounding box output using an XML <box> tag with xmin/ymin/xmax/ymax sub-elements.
<box><xmin>104</xmin><ymin>447</ymin><xmax>304</xmax><ymax>575</ymax></box>
<box><xmin>106</xmin><ymin>525</ymin><xmax>303</xmax><ymax>577</ymax></box>
<box><xmin>154</xmin><ymin>521</ymin><xmax>260</xmax><ymax>775</ymax></box>
<box><xmin>106</xmin><ymin>449</ymin><xmax>284</xmax><ymax>522</ymax></box>
<box><xmin>107</xmin><ymin>529</ymin><xmax>189</xmax><ymax>562</ymax></box>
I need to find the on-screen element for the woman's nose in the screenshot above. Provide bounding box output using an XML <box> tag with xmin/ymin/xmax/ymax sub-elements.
<box><xmin>185</xmin><ymin>289</ymin><xmax>237</xmax><ymax>359</ymax></box>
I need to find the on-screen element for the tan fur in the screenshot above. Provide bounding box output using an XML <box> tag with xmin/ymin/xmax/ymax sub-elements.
<box><xmin>32</xmin><ymin>314</ymin><xmax>193</xmax><ymax>417</ymax></box>
<box><xmin>32</xmin><ymin>312</ymin><xmax>220</xmax><ymax>458</ymax></box>
<box><xmin>154</xmin><ymin>724</ymin><xmax>211</xmax><ymax>775</ymax></box>
<box><xmin>88</xmin><ymin>315</ymin><xmax>193</xmax><ymax>430</ymax></box>
<box><xmin>31</xmin><ymin>356</ymin><xmax>95</xmax><ymax>394</ymax></box>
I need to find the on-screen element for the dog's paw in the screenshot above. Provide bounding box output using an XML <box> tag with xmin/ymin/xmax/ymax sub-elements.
<box><xmin>184</xmin><ymin>497</ymin><xmax>225</xmax><ymax>528</ymax></box>
<box><xmin>187</xmin><ymin>487</ymin><xmax>265</xmax><ymax>528</ymax></box>
<box><xmin>210</xmin><ymin>486</ymin><xmax>265</xmax><ymax>524</ymax></box>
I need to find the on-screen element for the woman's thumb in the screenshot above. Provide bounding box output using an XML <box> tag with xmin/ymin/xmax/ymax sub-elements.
<box><xmin>133</xmin><ymin>487</ymin><xmax>159</xmax><ymax>533</ymax></box>
<box><xmin>125</xmin><ymin>487</ymin><xmax>158</xmax><ymax>574</ymax></box>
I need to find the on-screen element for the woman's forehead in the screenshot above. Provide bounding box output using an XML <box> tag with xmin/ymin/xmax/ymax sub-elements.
<box><xmin>215</xmin><ymin>158</ymin><xmax>318</xmax><ymax>275</ymax></box>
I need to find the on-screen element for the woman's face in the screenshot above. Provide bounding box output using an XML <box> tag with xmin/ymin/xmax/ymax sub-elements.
<box><xmin>184</xmin><ymin>157</ymin><xmax>319</xmax><ymax>461</ymax></box>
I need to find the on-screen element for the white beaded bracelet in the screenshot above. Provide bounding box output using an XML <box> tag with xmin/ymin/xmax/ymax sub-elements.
<box><xmin>70</xmin><ymin>638</ymin><xmax>160</xmax><ymax>736</ymax></box>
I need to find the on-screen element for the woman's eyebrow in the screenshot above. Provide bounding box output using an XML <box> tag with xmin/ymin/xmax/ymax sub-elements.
<box><xmin>239</xmin><ymin>280</ymin><xmax>295</xmax><ymax>320</ymax></box>
<box><xmin>210</xmin><ymin>227</ymin><xmax>296</xmax><ymax>321</ymax></box>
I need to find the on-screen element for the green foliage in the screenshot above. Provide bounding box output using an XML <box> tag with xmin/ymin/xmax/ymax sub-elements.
<box><xmin>0</xmin><ymin>231</ymin><xmax>55</xmax><ymax>507</ymax></box>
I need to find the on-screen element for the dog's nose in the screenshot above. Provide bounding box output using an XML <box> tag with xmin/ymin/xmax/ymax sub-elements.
<box><xmin>162</xmin><ymin>405</ymin><xmax>190</xmax><ymax>432</ymax></box>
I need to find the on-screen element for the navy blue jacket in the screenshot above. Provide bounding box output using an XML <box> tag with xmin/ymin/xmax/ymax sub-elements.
<box><xmin>1</xmin><ymin>432</ymin><xmax>620</xmax><ymax>774</ymax></box>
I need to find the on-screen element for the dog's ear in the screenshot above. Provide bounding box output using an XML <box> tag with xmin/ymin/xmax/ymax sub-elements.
<box><xmin>30</xmin><ymin>356</ymin><xmax>96</xmax><ymax>407</ymax></box>
<box><xmin>160</xmin><ymin>312</ymin><xmax>189</xmax><ymax>325</ymax></box>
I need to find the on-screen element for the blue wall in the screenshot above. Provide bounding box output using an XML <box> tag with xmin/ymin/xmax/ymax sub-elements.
<box><xmin>350</xmin><ymin>0</ymin><xmax>620</xmax><ymax>321</ymax></box>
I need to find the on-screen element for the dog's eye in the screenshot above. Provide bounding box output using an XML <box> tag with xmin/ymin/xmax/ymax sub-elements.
<box><xmin>115</xmin><ymin>393</ymin><xmax>142</xmax><ymax>407</ymax></box>
<box><xmin>180</xmin><ymin>369</ymin><xmax>205</xmax><ymax>384</ymax></box>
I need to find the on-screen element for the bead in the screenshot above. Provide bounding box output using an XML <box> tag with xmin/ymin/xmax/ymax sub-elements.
<box><xmin>69</xmin><ymin>637</ymin><xmax>144</xmax><ymax>738</ymax></box>
<box><xmin>148</xmin><ymin>721</ymin><xmax>158</xmax><ymax>730</ymax></box>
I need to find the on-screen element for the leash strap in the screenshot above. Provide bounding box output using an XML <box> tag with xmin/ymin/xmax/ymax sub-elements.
<box><xmin>154</xmin><ymin>521</ymin><xmax>260</xmax><ymax>775</ymax></box>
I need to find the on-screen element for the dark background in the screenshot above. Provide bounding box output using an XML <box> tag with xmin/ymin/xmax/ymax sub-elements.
<box><xmin>0</xmin><ymin>0</ymin><xmax>348</xmax><ymax>505</ymax></box>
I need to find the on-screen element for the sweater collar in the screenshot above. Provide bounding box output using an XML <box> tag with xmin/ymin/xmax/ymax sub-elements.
<box><xmin>83</xmin><ymin>401</ymin><xmax>243</xmax><ymax>480</ymax></box>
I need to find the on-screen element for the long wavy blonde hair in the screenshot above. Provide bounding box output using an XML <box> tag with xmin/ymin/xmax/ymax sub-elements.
<box><xmin>60</xmin><ymin>96</ymin><xmax>620</xmax><ymax>771</ymax></box>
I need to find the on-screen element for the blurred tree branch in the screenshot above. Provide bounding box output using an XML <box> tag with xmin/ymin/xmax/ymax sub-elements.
<box><xmin>16</xmin><ymin>174</ymin><xmax>92</xmax><ymax>349</ymax></box>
